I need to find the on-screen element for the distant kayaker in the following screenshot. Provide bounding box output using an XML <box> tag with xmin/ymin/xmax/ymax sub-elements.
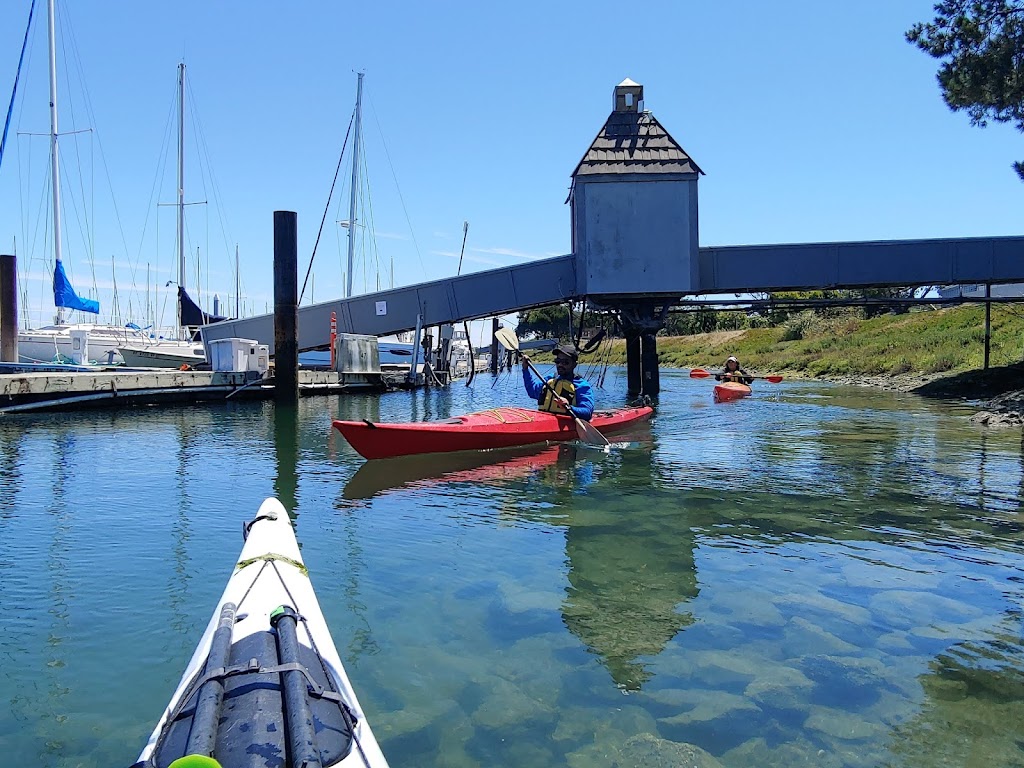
<box><xmin>522</xmin><ymin>344</ymin><xmax>595</xmax><ymax>421</ymax></box>
<box><xmin>716</xmin><ymin>356</ymin><xmax>753</xmax><ymax>385</ymax></box>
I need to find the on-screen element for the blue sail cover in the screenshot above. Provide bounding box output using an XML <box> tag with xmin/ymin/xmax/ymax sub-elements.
<box><xmin>53</xmin><ymin>261</ymin><xmax>99</xmax><ymax>314</ymax></box>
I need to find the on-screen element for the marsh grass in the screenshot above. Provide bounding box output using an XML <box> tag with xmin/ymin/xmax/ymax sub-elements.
<box><xmin>592</xmin><ymin>306</ymin><xmax>1024</xmax><ymax>377</ymax></box>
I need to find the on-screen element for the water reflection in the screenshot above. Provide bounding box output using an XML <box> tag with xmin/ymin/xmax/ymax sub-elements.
<box><xmin>41</xmin><ymin>433</ymin><xmax>73</xmax><ymax>759</ymax></box>
<box><xmin>889</xmin><ymin>628</ymin><xmax>1024</xmax><ymax>766</ymax></box>
<box><xmin>560</xmin><ymin>448</ymin><xmax>698</xmax><ymax>691</ymax></box>
<box><xmin>273</xmin><ymin>403</ymin><xmax>299</xmax><ymax>516</ymax></box>
<box><xmin>341</xmin><ymin>443</ymin><xmax>568</xmax><ymax>501</ymax></box>
<box><xmin>0</xmin><ymin>427</ymin><xmax>22</xmax><ymax>520</ymax></box>
<box><xmin>4</xmin><ymin>369</ymin><xmax>1024</xmax><ymax>768</ymax></box>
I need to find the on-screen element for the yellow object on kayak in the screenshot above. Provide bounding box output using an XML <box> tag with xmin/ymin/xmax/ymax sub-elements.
<box><xmin>169</xmin><ymin>755</ymin><xmax>223</xmax><ymax>768</ymax></box>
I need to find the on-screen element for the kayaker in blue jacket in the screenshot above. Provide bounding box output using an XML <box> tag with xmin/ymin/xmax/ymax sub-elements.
<box><xmin>522</xmin><ymin>344</ymin><xmax>595</xmax><ymax>421</ymax></box>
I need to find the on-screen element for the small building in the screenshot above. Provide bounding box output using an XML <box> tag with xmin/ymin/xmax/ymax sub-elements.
<box><xmin>569</xmin><ymin>78</ymin><xmax>704</xmax><ymax>299</ymax></box>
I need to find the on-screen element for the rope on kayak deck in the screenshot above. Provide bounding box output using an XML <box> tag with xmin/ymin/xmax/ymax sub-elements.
<box><xmin>479</xmin><ymin>407</ymin><xmax>535</xmax><ymax>424</ymax></box>
<box><xmin>236</xmin><ymin>553</ymin><xmax>309</xmax><ymax>576</ymax></box>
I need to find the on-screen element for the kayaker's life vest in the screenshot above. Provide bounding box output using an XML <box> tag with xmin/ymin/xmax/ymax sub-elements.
<box><xmin>540</xmin><ymin>377</ymin><xmax>576</xmax><ymax>414</ymax></box>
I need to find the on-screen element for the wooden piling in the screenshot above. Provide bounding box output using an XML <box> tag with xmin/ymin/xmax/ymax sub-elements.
<box><xmin>626</xmin><ymin>331</ymin><xmax>641</xmax><ymax>395</ymax></box>
<box><xmin>273</xmin><ymin>211</ymin><xmax>299</xmax><ymax>402</ymax></box>
<box><xmin>0</xmin><ymin>254</ymin><xmax>17</xmax><ymax>363</ymax></box>
<box><xmin>640</xmin><ymin>332</ymin><xmax>660</xmax><ymax>395</ymax></box>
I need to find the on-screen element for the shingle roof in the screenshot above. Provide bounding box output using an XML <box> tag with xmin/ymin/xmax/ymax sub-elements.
<box><xmin>572</xmin><ymin>111</ymin><xmax>703</xmax><ymax>177</ymax></box>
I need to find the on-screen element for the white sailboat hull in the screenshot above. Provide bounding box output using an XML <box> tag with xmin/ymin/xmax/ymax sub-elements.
<box><xmin>18</xmin><ymin>324</ymin><xmax>147</xmax><ymax>366</ymax></box>
<box><xmin>118</xmin><ymin>341</ymin><xmax>205</xmax><ymax>368</ymax></box>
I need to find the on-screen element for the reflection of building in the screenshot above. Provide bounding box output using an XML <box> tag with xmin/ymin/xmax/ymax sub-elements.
<box><xmin>562</xmin><ymin>519</ymin><xmax>698</xmax><ymax>690</ymax></box>
<box><xmin>555</xmin><ymin>445</ymin><xmax>698</xmax><ymax>691</ymax></box>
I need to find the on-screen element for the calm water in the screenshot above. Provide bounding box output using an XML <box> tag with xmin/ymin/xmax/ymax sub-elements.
<box><xmin>2</xmin><ymin>366</ymin><xmax>1023</xmax><ymax>768</ymax></box>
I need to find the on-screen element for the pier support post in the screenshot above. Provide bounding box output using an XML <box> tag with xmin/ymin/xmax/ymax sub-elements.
<box><xmin>626</xmin><ymin>331</ymin><xmax>641</xmax><ymax>395</ymax></box>
<box><xmin>641</xmin><ymin>332</ymin><xmax>660</xmax><ymax>395</ymax></box>
<box><xmin>0</xmin><ymin>254</ymin><xmax>17</xmax><ymax>362</ymax></box>
<box><xmin>618</xmin><ymin>301</ymin><xmax>672</xmax><ymax>397</ymax></box>
<box><xmin>984</xmin><ymin>283</ymin><xmax>991</xmax><ymax>370</ymax></box>
<box><xmin>273</xmin><ymin>211</ymin><xmax>299</xmax><ymax>403</ymax></box>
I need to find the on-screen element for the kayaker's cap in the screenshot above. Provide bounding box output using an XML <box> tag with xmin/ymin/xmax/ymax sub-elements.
<box><xmin>553</xmin><ymin>345</ymin><xmax>578</xmax><ymax>363</ymax></box>
<box><xmin>727</xmin><ymin>356</ymin><xmax>738</xmax><ymax>363</ymax></box>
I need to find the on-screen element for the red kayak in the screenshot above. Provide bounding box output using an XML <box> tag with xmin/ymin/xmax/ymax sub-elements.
<box><xmin>714</xmin><ymin>382</ymin><xmax>752</xmax><ymax>402</ymax></box>
<box><xmin>333</xmin><ymin>405</ymin><xmax>654</xmax><ymax>460</ymax></box>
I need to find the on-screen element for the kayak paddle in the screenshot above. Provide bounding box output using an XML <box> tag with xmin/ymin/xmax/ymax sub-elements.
<box><xmin>689</xmin><ymin>368</ymin><xmax>783</xmax><ymax>383</ymax></box>
<box><xmin>494</xmin><ymin>327</ymin><xmax>610</xmax><ymax>448</ymax></box>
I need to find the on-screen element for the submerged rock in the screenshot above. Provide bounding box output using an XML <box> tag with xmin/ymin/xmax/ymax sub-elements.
<box><xmin>567</xmin><ymin>731</ymin><xmax>724</xmax><ymax>768</ymax></box>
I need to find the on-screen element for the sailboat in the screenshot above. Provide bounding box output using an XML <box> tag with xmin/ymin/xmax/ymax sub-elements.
<box><xmin>117</xmin><ymin>62</ymin><xmax>227</xmax><ymax>368</ymax></box>
<box><xmin>341</xmin><ymin>73</ymin><xmax>413</xmax><ymax>360</ymax></box>
<box><xmin>16</xmin><ymin>0</ymin><xmax>149</xmax><ymax>366</ymax></box>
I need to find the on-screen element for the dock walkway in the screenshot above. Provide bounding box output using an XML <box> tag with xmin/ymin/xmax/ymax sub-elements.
<box><xmin>0</xmin><ymin>369</ymin><xmax>389</xmax><ymax>414</ymax></box>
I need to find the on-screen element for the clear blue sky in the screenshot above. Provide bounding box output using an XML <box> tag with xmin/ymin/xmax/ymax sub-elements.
<box><xmin>1</xmin><ymin>0</ymin><xmax>1021</xmax><ymax>332</ymax></box>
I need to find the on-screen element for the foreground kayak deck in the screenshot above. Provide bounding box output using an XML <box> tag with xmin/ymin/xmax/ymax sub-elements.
<box><xmin>133</xmin><ymin>498</ymin><xmax>388</xmax><ymax>768</ymax></box>
<box><xmin>714</xmin><ymin>382</ymin><xmax>752</xmax><ymax>402</ymax></box>
<box><xmin>334</xmin><ymin>405</ymin><xmax>654</xmax><ymax>460</ymax></box>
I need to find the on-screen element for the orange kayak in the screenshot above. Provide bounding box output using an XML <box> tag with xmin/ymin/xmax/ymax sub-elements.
<box><xmin>333</xmin><ymin>405</ymin><xmax>654</xmax><ymax>460</ymax></box>
<box><xmin>714</xmin><ymin>382</ymin><xmax>752</xmax><ymax>402</ymax></box>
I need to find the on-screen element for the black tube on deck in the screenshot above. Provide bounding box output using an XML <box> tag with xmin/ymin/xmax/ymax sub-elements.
<box><xmin>270</xmin><ymin>605</ymin><xmax>322</xmax><ymax>768</ymax></box>
<box><xmin>0</xmin><ymin>255</ymin><xmax>17</xmax><ymax>363</ymax></box>
<box><xmin>274</xmin><ymin>211</ymin><xmax>299</xmax><ymax>402</ymax></box>
<box><xmin>185</xmin><ymin>601</ymin><xmax>237</xmax><ymax>757</ymax></box>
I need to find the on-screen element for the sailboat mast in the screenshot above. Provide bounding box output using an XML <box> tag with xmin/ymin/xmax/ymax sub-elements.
<box><xmin>345</xmin><ymin>71</ymin><xmax>364</xmax><ymax>300</ymax></box>
<box><xmin>46</xmin><ymin>0</ymin><xmax>64</xmax><ymax>325</ymax></box>
<box><xmin>176</xmin><ymin>62</ymin><xmax>185</xmax><ymax>333</ymax></box>
<box><xmin>235</xmin><ymin>244</ymin><xmax>240</xmax><ymax>318</ymax></box>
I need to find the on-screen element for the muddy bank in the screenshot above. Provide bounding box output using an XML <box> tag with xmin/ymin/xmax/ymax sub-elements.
<box><xmin>740</xmin><ymin>363</ymin><xmax>1024</xmax><ymax>427</ymax></box>
<box><xmin>831</xmin><ymin>364</ymin><xmax>1024</xmax><ymax>427</ymax></box>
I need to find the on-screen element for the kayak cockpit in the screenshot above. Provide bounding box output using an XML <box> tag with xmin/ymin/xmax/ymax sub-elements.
<box><xmin>145</xmin><ymin>616</ymin><xmax>357</xmax><ymax>768</ymax></box>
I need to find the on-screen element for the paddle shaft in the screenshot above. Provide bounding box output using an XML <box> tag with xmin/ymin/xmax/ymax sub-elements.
<box><xmin>690</xmin><ymin>368</ymin><xmax>783</xmax><ymax>383</ymax></box>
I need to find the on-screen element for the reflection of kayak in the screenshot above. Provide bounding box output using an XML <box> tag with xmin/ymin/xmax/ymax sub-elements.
<box><xmin>333</xmin><ymin>405</ymin><xmax>654</xmax><ymax>460</ymax></box>
<box><xmin>134</xmin><ymin>498</ymin><xmax>389</xmax><ymax>768</ymax></box>
<box><xmin>343</xmin><ymin>443</ymin><xmax>569</xmax><ymax>500</ymax></box>
<box><xmin>714</xmin><ymin>382</ymin><xmax>752</xmax><ymax>402</ymax></box>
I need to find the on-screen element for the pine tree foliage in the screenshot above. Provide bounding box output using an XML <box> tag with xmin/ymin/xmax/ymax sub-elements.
<box><xmin>907</xmin><ymin>1</ymin><xmax>1024</xmax><ymax>179</ymax></box>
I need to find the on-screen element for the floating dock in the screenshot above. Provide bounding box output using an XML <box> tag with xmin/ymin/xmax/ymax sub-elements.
<box><xmin>0</xmin><ymin>367</ymin><xmax>405</xmax><ymax>414</ymax></box>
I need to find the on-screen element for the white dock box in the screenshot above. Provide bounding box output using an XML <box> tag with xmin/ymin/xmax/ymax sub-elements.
<box><xmin>208</xmin><ymin>338</ymin><xmax>267</xmax><ymax>374</ymax></box>
<box><xmin>334</xmin><ymin>333</ymin><xmax>381</xmax><ymax>374</ymax></box>
<box><xmin>69</xmin><ymin>329</ymin><xmax>89</xmax><ymax>365</ymax></box>
<box><xmin>249</xmin><ymin>344</ymin><xmax>269</xmax><ymax>375</ymax></box>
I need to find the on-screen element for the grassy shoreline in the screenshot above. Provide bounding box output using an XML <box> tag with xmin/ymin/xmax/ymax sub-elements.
<box><xmin>589</xmin><ymin>305</ymin><xmax>1024</xmax><ymax>380</ymax></box>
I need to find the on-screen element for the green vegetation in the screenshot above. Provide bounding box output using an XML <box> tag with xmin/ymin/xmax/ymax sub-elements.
<box><xmin>590</xmin><ymin>306</ymin><xmax>1024</xmax><ymax>377</ymax></box>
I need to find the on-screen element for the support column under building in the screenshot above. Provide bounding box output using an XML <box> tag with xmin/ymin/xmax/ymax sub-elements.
<box><xmin>625</xmin><ymin>332</ymin><xmax>641</xmax><ymax>395</ymax></box>
<box><xmin>618</xmin><ymin>301</ymin><xmax>671</xmax><ymax>397</ymax></box>
<box><xmin>640</xmin><ymin>332</ymin><xmax>659</xmax><ymax>395</ymax></box>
